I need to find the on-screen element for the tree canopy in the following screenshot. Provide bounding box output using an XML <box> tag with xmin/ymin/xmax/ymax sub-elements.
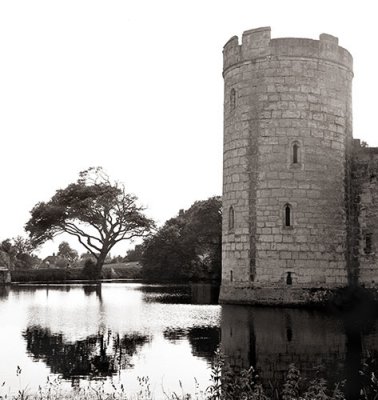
<box><xmin>25</xmin><ymin>167</ymin><xmax>155</xmax><ymax>278</ymax></box>
<box><xmin>124</xmin><ymin>244</ymin><xmax>143</xmax><ymax>262</ymax></box>
<box><xmin>57</xmin><ymin>241</ymin><xmax>78</xmax><ymax>264</ymax></box>
<box><xmin>141</xmin><ymin>196</ymin><xmax>222</xmax><ymax>282</ymax></box>
<box><xmin>0</xmin><ymin>236</ymin><xmax>38</xmax><ymax>269</ymax></box>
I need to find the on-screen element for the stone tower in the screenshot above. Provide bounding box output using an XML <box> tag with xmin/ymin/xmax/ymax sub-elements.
<box><xmin>219</xmin><ymin>27</ymin><xmax>354</xmax><ymax>305</ymax></box>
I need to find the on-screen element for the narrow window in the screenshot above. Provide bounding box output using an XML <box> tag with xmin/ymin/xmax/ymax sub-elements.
<box><xmin>365</xmin><ymin>233</ymin><xmax>373</xmax><ymax>254</ymax></box>
<box><xmin>229</xmin><ymin>206</ymin><xmax>235</xmax><ymax>231</ymax></box>
<box><xmin>285</xmin><ymin>204</ymin><xmax>291</xmax><ymax>227</ymax></box>
<box><xmin>230</xmin><ymin>88</ymin><xmax>236</xmax><ymax>110</ymax></box>
<box><xmin>230</xmin><ymin>270</ymin><xmax>233</xmax><ymax>282</ymax></box>
<box><xmin>286</xmin><ymin>328</ymin><xmax>293</xmax><ymax>342</ymax></box>
<box><xmin>293</xmin><ymin>143</ymin><xmax>299</xmax><ymax>164</ymax></box>
<box><xmin>286</xmin><ymin>272</ymin><xmax>292</xmax><ymax>285</ymax></box>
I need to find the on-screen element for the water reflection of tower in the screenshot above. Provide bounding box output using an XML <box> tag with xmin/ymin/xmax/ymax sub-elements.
<box><xmin>221</xmin><ymin>306</ymin><xmax>255</xmax><ymax>371</ymax></box>
<box><xmin>221</xmin><ymin>306</ymin><xmax>350</xmax><ymax>388</ymax></box>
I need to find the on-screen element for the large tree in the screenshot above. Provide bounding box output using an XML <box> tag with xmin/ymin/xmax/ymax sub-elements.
<box><xmin>25</xmin><ymin>167</ymin><xmax>154</xmax><ymax>278</ymax></box>
<box><xmin>141</xmin><ymin>196</ymin><xmax>222</xmax><ymax>282</ymax></box>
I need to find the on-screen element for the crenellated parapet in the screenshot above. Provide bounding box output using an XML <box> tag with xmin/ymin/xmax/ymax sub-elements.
<box><xmin>223</xmin><ymin>27</ymin><xmax>353</xmax><ymax>74</ymax></box>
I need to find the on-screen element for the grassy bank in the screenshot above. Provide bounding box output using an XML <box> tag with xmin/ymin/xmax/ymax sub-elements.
<box><xmin>10</xmin><ymin>262</ymin><xmax>142</xmax><ymax>283</ymax></box>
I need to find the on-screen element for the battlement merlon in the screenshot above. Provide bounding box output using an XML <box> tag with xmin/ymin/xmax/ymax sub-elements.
<box><xmin>223</xmin><ymin>27</ymin><xmax>353</xmax><ymax>74</ymax></box>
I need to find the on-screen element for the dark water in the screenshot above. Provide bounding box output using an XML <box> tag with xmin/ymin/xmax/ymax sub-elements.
<box><xmin>221</xmin><ymin>304</ymin><xmax>378</xmax><ymax>399</ymax></box>
<box><xmin>0</xmin><ymin>283</ymin><xmax>378</xmax><ymax>398</ymax></box>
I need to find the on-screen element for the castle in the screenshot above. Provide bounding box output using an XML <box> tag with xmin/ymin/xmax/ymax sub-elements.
<box><xmin>219</xmin><ymin>27</ymin><xmax>378</xmax><ymax>305</ymax></box>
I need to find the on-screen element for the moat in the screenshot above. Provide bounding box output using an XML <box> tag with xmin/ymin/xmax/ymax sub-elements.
<box><xmin>0</xmin><ymin>283</ymin><xmax>377</xmax><ymax>398</ymax></box>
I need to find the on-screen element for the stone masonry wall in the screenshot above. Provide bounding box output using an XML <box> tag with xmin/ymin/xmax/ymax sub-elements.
<box><xmin>351</xmin><ymin>143</ymin><xmax>378</xmax><ymax>287</ymax></box>
<box><xmin>221</xmin><ymin>27</ymin><xmax>353</xmax><ymax>300</ymax></box>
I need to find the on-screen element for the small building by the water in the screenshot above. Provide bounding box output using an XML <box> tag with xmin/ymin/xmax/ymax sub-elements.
<box><xmin>0</xmin><ymin>267</ymin><xmax>11</xmax><ymax>284</ymax></box>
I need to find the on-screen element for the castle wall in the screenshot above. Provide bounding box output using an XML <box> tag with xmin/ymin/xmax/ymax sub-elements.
<box><xmin>221</xmin><ymin>27</ymin><xmax>353</xmax><ymax>304</ymax></box>
<box><xmin>351</xmin><ymin>144</ymin><xmax>378</xmax><ymax>287</ymax></box>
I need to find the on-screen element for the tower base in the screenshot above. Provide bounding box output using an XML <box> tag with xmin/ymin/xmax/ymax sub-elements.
<box><xmin>219</xmin><ymin>284</ymin><xmax>348</xmax><ymax>306</ymax></box>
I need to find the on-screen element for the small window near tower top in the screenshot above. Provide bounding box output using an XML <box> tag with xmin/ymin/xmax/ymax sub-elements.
<box><xmin>230</xmin><ymin>270</ymin><xmax>233</xmax><ymax>282</ymax></box>
<box><xmin>229</xmin><ymin>206</ymin><xmax>235</xmax><ymax>231</ymax></box>
<box><xmin>284</xmin><ymin>204</ymin><xmax>292</xmax><ymax>227</ymax></box>
<box><xmin>230</xmin><ymin>88</ymin><xmax>236</xmax><ymax>110</ymax></box>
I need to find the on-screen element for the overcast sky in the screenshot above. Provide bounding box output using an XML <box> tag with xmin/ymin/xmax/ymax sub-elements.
<box><xmin>0</xmin><ymin>0</ymin><xmax>377</xmax><ymax>257</ymax></box>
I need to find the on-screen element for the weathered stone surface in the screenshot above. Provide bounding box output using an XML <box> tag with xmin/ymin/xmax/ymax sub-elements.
<box><xmin>220</xmin><ymin>283</ymin><xmax>337</xmax><ymax>306</ymax></box>
<box><xmin>349</xmin><ymin>144</ymin><xmax>378</xmax><ymax>289</ymax></box>
<box><xmin>221</xmin><ymin>27</ymin><xmax>361</xmax><ymax>305</ymax></box>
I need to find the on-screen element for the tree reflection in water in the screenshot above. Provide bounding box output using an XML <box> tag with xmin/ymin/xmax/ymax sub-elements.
<box><xmin>163</xmin><ymin>326</ymin><xmax>220</xmax><ymax>363</ymax></box>
<box><xmin>0</xmin><ymin>285</ymin><xmax>10</xmax><ymax>300</ymax></box>
<box><xmin>188</xmin><ymin>327</ymin><xmax>220</xmax><ymax>359</ymax></box>
<box><xmin>23</xmin><ymin>326</ymin><xmax>150</xmax><ymax>381</ymax></box>
<box><xmin>82</xmin><ymin>284</ymin><xmax>102</xmax><ymax>300</ymax></box>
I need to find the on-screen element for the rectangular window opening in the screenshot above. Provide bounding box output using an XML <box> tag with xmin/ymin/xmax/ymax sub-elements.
<box><xmin>285</xmin><ymin>206</ymin><xmax>291</xmax><ymax>227</ymax></box>
<box><xmin>293</xmin><ymin>145</ymin><xmax>298</xmax><ymax>164</ymax></box>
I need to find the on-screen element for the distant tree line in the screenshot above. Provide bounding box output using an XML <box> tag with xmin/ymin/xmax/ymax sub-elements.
<box><xmin>0</xmin><ymin>237</ymin><xmax>143</xmax><ymax>272</ymax></box>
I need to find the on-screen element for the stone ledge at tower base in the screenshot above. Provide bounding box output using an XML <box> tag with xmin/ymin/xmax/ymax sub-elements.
<box><xmin>219</xmin><ymin>284</ymin><xmax>378</xmax><ymax>307</ymax></box>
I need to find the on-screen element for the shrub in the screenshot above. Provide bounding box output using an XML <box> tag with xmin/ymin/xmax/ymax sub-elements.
<box><xmin>81</xmin><ymin>258</ymin><xmax>98</xmax><ymax>280</ymax></box>
<box><xmin>11</xmin><ymin>268</ymin><xmax>68</xmax><ymax>282</ymax></box>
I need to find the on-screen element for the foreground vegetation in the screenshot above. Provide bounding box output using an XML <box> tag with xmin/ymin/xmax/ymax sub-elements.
<box><xmin>2</xmin><ymin>352</ymin><xmax>378</xmax><ymax>400</ymax></box>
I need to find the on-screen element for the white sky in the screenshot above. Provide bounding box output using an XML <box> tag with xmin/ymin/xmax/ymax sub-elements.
<box><xmin>0</xmin><ymin>0</ymin><xmax>377</xmax><ymax>258</ymax></box>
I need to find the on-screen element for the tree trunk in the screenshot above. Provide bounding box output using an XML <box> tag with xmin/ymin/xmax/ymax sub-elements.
<box><xmin>94</xmin><ymin>251</ymin><xmax>107</xmax><ymax>281</ymax></box>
